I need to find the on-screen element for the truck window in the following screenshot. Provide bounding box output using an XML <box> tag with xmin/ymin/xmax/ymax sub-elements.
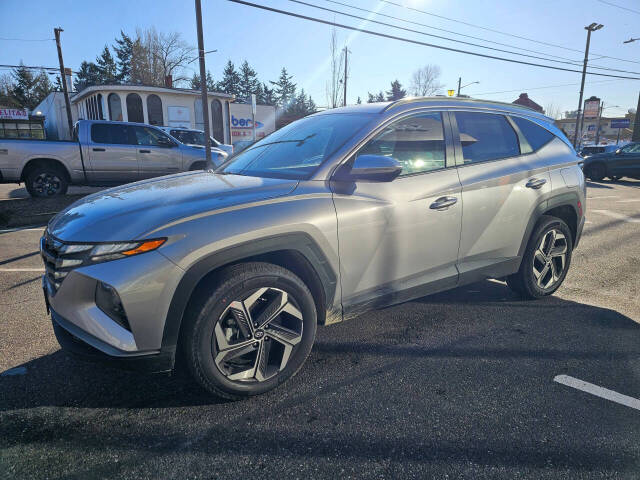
<box><xmin>134</xmin><ymin>126</ymin><xmax>172</xmax><ymax>146</ymax></box>
<box><xmin>91</xmin><ymin>124</ymin><xmax>133</xmax><ymax>145</ymax></box>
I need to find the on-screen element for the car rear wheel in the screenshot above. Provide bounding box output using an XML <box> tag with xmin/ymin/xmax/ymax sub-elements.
<box><xmin>181</xmin><ymin>262</ymin><xmax>317</xmax><ymax>400</ymax></box>
<box><xmin>25</xmin><ymin>165</ymin><xmax>69</xmax><ymax>197</ymax></box>
<box><xmin>506</xmin><ymin>215</ymin><xmax>573</xmax><ymax>299</ymax></box>
<box><xmin>586</xmin><ymin>163</ymin><xmax>606</xmax><ymax>182</ymax></box>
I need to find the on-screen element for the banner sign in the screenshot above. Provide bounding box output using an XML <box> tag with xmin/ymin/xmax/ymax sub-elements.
<box><xmin>0</xmin><ymin>108</ymin><xmax>28</xmax><ymax>120</ymax></box>
<box><xmin>610</xmin><ymin>118</ymin><xmax>631</xmax><ymax>129</ymax></box>
<box><xmin>583</xmin><ymin>98</ymin><xmax>600</xmax><ymax>118</ymax></box>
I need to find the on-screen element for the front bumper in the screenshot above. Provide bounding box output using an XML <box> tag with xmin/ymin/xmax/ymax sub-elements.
<box><xmin>51</xmin><ymin>308</ymin><xmax>174</xmax><ymax>372</ymax></box>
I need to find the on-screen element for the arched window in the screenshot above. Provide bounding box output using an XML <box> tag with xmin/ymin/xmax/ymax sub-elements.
<box><xmin>146</xmin><ymin>94</ymin><xmax>163</xmax><ymax>126</ymax></box>
<box><xmin>211</xmin><ymin>99</ymin><xmax>223</xmax><ymax>141</ymax></box>
<box><xmin>108</xmin><ymin>93</ymin><xmax>123</xmax><ymax>121</ymax></box>
<box><xmin>126</xmin><ymin>93</ymin><xmax>144</xmax><ymax>123</ymax></box>
<box><xmin>194</xmin><ymin>98</ymin><xmax>204</xmax><ymax>131</ymax></box>
<box><xmin>97</xmin><ymin>94</ymin><xmax>104</xmax><ymax>120</ymax></box>
<box><xmin>91</xmin><ymin>97</ymin><xmax>97</xmax><ymax>119</ymax></box>
<box><xmin>86</xmin><ymin>98</ymin><xmax>94</xmax><ymax>119</ymax></box>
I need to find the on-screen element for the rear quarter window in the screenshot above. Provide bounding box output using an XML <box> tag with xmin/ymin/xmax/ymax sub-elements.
<box><xmin>510</xmin><ymin>116</ymin><xmax>556</xmax><ymax>152</ymax></box>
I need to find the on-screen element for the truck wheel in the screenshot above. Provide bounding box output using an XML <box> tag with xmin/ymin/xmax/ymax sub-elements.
<box><xmin>507</xmin><ymin>215</ymin><xmax>573</xmax><ymax>299</ymax></box>
<box><xmin>25</xmin><ymin>165</ymin><xmax>69</xmax><ymax>197</ymax></box>
<box><xmin>181</xmin><ymin>262</ymin><xmax>317</xmax><ymax>400</ymax></box>
<box><xmin>586</xmin><ymin>163</ymin><xmax>606</xmax><ymax>182</ymax></box>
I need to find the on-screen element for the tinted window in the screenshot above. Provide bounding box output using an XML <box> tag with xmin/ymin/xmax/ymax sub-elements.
<box><xmin>511</xmin><ymin>116</ymin><xmax>555</xmax><ymax>152</ymax></box>
<box><xmin>147</xmin><ymin>94</ymin><xmax>163</xmax><ymax>126</ymax></box>
<box><xmin>91</xmin><ymin>124</ymin><xmax>132</xmax><ymax>145</ymax></box>
<box><xmin>454</xmin><ymin>112</ymin><xmax>520</xmax><ymax>163</ymax></box>
<box><xmin>220</xmin><ymin>113</ymin><xmax>374</xmax><ymax>180</ymax></box>
<box><xmin>358</xmin><ymin>112</ymin><xmax>446</xmax><ymax>175</ymax></box>
<box><xmin>126</xmin><ymin>93</ymin><xmax>144</xmax><ymax>123</ymax></box>
<box><xmin>133</xmin><ymin>126</ymin><xmax>171</xmax><ymax>146</ymax></box>
<box><xmin>621</xmin><ymin>143</ymin><xmax>640</xmax><ymax>153</ymax></box>
<box><xmin>108</xmin><ymin>93</ymin><xmax>122</xmax><ymax>121</ymax></box>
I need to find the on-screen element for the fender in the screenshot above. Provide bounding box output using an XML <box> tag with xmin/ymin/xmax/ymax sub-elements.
<box><xmin>160</xmin><ymin>232</ymin><xmax>338</xmax><ymax>352</ymax></box>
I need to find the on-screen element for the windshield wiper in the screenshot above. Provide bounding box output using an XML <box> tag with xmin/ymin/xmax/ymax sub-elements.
<box><xmin>251</xmin><ymin>133</ymin><xmax>317</xmax><ymax>149</ymax></box>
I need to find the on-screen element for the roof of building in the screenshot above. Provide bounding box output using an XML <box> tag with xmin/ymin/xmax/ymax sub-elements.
<box><xmin>512</xmin><ymin>93</ymin><xmax>544</xmax><ymax>113</ymax></box>
<box><xmin>71</xmin><ymin>84</ymin><xmax>235</xmax><ymax>103</ymax></box>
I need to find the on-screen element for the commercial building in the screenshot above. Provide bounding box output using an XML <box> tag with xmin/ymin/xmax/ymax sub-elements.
<box><xmin>34</xmin><ymin>84</ymin><xmax>276</xmax><ymax>144</ymax></box>
<box><xmin>555</xmin><ymin>114</ymin><xmax>634</xmax><ymax>144</ymax></box>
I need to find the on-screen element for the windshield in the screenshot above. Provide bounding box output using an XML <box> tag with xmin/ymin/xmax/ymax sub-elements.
<box><xmin>218</xmin><ymin>113</ymin><xmax>375</xmax><ymax>180</ymax></box>
<box><xmin>171</xmin><ymin>130</ymin><xmax>220</xmax><ymax>147</ymax></box>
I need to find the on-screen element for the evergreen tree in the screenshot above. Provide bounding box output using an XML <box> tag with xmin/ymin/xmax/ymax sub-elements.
<box><xmin>96</xmin><ymin>46</ymin><xmax>118</xmax><ymax>84</ymax></box>
<box><xmin>367</xmin><ymin>92</ymin><xmax>375</xmax><ymax>103</ymax></box>
<box><xmin>190</xmin><ymin>71</ymin><xmax>215</xmax><ymax>90</ymax></box>
<box><xmin>386</xmin><ymin>79</ymin><xmax>406</xmax><ymax>101</ymax></box>
<box><xmin>74</xmin><ymin>61</ymin><xmax>100</xmax><ymax>91</ymax></box>
<box><xmin>9</xmin><ymin>65</ymin><xmax>53</xmax><ymax>110</ymax></box>
<box><xmin>260</xmin><ymin>82</ymin><xmax>276</xmax><ymax>106</ymax></box>
<box><xmin>238</xmin><ymin>60</ymin><xmax>260</xmax><ymax>101</ymax></box>
<box><xmin>33</xmin><ymin>71</ymin><xmax>54</xmax><ymax>105</ymax></box>
<box><xmin>54</xmin><ymin>75</ymin><xmax>63</xmax><ymax>91</ymax></box>
<box><xmin>113</xmin><ymin>31</ymin><xmax>134</xmax><ymax>82</ymax></box>
<box><xmin>270</xmin><ymin>67</ymin><xmax>296</xmax><ymax>108</ymax></box>
<box><xmin>375</xmin><ymin>91</ymin><xmax>385</xmax><ymax>102</ymax></box>
<box><xmin>356</xmin><ymin>96</ymin><xmax>362</xmax><ymax>104</ymax></box>
<box><xmin>286</xmin><ymin>89</ymin><xmax>316</xmax><ymax>116</ymax></box>
<box><xmin>218</xmin><ymin>60</ymin><xmax>241</xmax><ymax>96</ymax></box>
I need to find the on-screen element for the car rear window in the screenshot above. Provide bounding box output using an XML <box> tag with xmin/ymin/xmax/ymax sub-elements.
<box><xmin>91</xmin><ymin>124</ymin><xmax>132</xmax><ymax>145</ymax></box>
<box><xmin>511</xmin><ymin>116</ymin><xmax>556</xmax><ymax>152</ymax></box>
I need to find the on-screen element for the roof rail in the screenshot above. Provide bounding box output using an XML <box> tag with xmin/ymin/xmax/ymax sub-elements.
<box><xmin>383</xmin><ymin>96</ymin><xmax>543</xmax><ymax>115</ymax></box>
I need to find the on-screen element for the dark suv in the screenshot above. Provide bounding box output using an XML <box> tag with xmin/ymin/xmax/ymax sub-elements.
<box><xmin>583</xmin><ymin>142</ymin><xmax>640</xmax><ymax>181</ymax></box>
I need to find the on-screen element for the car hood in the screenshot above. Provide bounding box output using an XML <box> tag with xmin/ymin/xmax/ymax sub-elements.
<box><xmin>48</xmin><ymin>172</ymin><xmax>298</xmax><ymax>242</ymax></box>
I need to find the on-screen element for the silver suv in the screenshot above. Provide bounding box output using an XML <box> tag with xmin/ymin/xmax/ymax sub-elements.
<box><xmin>42</xmin><ymin>98</ymin><xmax>585</xmax><ymax>399</ymax></box>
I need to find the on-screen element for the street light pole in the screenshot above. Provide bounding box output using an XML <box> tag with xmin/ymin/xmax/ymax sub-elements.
<box><xmin>573</xmin><ymin>23</ymin><xmax>604</xmax><ymax>148</ymax></box>
<box><xmin>457</xmin><ymin>78</ymin><xmax>479</xmax><ymax>96</ymax></box>
<box><xmin>194</xmin><ymin>0</ymin><xmax>212</xmax><ymax>167</ymax></box>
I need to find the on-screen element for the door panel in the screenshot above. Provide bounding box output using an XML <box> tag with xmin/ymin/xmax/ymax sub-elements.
<box><xmin>452</xmin><ymin>111</ymin><xmax>551</xmax><ymax>277</ymax></box>
<box><xmin>332</xmin><ymin>111</ymin><xmax>462</xmax><ymax>311</ymax></box>
<box><xmin>611</xmin><ymin>143</ymin><xmax>640</xmax><ymax>176</ymax></box>
<box><xmin>133</xmin><ymin>126</ymin><xmax>183</xmax><ymax>179</ymax></box>
<box><xmin>87</xmin><ymin>123</ymin><xmax>139</xmax><ymax>183</ymax></box>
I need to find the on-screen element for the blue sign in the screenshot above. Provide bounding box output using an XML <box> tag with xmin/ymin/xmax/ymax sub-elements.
<box><xmin>610</xmin><ymin>118</ymin><xmax>631</xmax><ymax>129</ymax></box>
<box><xmin>231</xmin><ymin>115</ymin><xmax>264</xmax><ymax>129</ymax></box>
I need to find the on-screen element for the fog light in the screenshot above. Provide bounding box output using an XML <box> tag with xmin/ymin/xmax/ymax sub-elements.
<box><xmin>95</xmin><ymin>281</ymin><xmax>130</xmax><ymax>331</ymax></box>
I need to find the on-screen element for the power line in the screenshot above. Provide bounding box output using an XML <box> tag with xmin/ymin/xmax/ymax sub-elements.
<box><xmin>597</xmin><ymin>0</ymin><xmax>640</xmax><ymax>15</ymax></box>
<box><xmin>471</xmin><ymin>78</ymin><xmax>625</xmax><ymax>96</ymax></box>
<box><xmin>289</xmin><ymin>0</ymin><xmax>640</xmax><ymax>76</ymax></box>
<box><xmin>0</xmin><ymin>64</ymin><xmax>79</xmax><ymax>74</ymax></box>
<box><xmin>377</xmin><ymin>0</ymin><xmax>640</xmax><ymax>65</ymax></box>
<box><xmin>227</xmin><ymin>0</ymin><xmax>640</xmax><ymax>81</ymax></box>
<box><xmin>0</xmin><ymin>37</ymin><xmax>54</xmax><ymax>42</ymax></box>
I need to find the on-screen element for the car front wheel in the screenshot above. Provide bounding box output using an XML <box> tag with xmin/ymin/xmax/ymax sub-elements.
<box><xmin>182</xmin><ymin>262</ymin><xmax>317</xmax><ymax>400</ymax></box>
<box><xmin>507</xmin><ymin>215</ymin><xmax>573</xmax><ymax>299</ymax></box>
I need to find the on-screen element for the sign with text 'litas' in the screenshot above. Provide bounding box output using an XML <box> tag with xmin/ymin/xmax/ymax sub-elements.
<box><xmin>0</xmin><ymin>108</ymin><xmax>28</xmax><ymax>120</ymax></box>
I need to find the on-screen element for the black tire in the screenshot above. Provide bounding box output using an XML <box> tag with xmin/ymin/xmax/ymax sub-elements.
<box><xmin>25</xmin><ymin>164</ymin><xmax>69</xmax><ymax>197</ymax></box>
<box><xmin>609</xmin><ymin>176</ymin><xmax>622</xmax><ymax>182</ymax></box>
<box><xmin>181</xmin><ymin>262</ymin><xmax>317</xmax><ymax>400</ymax></box>
<box><xmin>506</xmin><ymin>215</ymin><xmax>573</xmax><ymax>299</ymax></box>
<box><xmin>586</xmin><ymin>163</ymin><xmax>606</xmax><ymax>182</ymax></box>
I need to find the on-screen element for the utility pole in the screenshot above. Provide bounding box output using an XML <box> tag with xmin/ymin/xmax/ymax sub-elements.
<box><xmin>342</xmin><ymin>47</ymin><xmax>350</xmax><ymax>107</ymax></box>
<box><xmin>54</xmin><ymin>28</ymin><xmax>74</xmax><ymax>139</ymax></box>
<box><xmin>573</xmin><ymin>22</ymin><xmax>604</xmax><ymax>148</ymax></box>
<box><xmin>595</xmin><ymin>102</ymin><xmax>603</xmax><ymax>145</ymax></box>
<box><xmin>633</xmin><ymin>93</ymin><xmax>640</xmax><ymax>142</ymax></box>
<box><xmin>457</xmin><ymin>77</ymin><xmax>462</xmax><ymax>97</ymax></box>
<box><xmin>194</xmin><ymin>0</ymin><xmax>212</xmax><ymax>166</ymax></box>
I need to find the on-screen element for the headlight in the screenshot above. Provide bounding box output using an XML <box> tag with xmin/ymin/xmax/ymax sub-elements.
<box><xmin>87</xmin><ymin>239</ymin><xmax>166</xmax><ymax>262</ymax></box>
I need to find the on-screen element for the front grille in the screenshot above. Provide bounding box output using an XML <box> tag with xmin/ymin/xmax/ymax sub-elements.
<box><xmin>40</xmin><ymin>232</ymin><xmax>84</xmax><ymax>295</ymax></box>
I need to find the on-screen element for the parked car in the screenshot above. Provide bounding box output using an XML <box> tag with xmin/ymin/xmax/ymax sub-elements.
<box><xmin>583</xmin><ymin>142</ymin><xmax>640</xmax><ymax>181</ymax></box>
<box><xmin>579</xmin><ymin>144</ymin><xmax>619</xmax><ymax>157</ymax></box>
<box><xmin>158</xmin><ymin>126</ymin><xmax>234</xmax><ymax>156</ymax></box>
<box><xmin>42</xmin><ymin>98</ymin><xmax>585</xmax><ymax>399</ymax></box>
<box><xmin>0</xmin><ymin>120</ymin><xmax>223</xmax><ymax>197</ymax></box>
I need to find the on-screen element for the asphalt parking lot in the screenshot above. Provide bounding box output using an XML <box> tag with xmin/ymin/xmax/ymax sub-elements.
<box><xmin>1</xmin><ymin>180</ymin><xmax>639</xmax><ymax>479</ymax></box>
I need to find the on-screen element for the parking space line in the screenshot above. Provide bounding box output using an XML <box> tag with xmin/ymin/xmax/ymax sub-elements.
<box><xmin>591</xmin><ymin>210</ymin><xmax>640</xmax><ymax>223</ymax></box>
<box><xmin>554</xmin><ymin>375</ymin><xmax>640</xmax><ymax>411</ymax></box>
<box><xmin>616</xmin><ymin>198</ymin><xmax>640</xmax><ymax>203</ymax></box>
<box><xmin>0</xmin><ymin>226</ymin><xmax>46</xmax><ymax>234</ymax></box>
<box><xmin>0</xmin><ymin>268</ymin><xmax>44</xmax><ymax>272</ymax></box>
<box><xmin>586</xmin><ymin>195</ymin><xmax>618</xmax><ymax>199</ymax></box>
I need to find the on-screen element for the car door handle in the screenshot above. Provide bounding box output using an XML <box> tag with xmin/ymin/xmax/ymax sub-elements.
<box><xmin>92</xmin><ymin>148</ymin><xmax>105</xmax><ymax>152</ymax></box>
<box><xmin>139</xmin><ymin>149</ymin><xmax>151</xmax><ymax>153</ymax></box>
<box><xmin>525</xmin><ymin>178</ymin><xmax>547</xmax><ymax>189</ymax></box>
<box><xmin>429</xmin><ymin>196</ymin><xmax>458</xmax><ymax>210</ymax></box>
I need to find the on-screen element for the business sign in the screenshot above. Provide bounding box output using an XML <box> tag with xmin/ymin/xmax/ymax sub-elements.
<box><xmin>0</xmin><ymin>108</ymin><xmax>28</xmax><ymax>120</ymax></box>
<box><xmin>583</xmin><ymin>98</ymin><xmax>600</xmax><ymax>118</ymax></box>
<box><xmin>229</xmin><ymin>103</ymin><xmax>276</xmax><ymax>142</ymax></box>
<box><xmin>610</xmin><ymin>118</ymin><xmax>631</xmax><ymax>129</ymax></box>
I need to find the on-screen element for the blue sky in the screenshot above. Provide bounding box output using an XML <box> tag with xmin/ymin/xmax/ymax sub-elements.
<box><xmin>2</xmin><ymin>0</ymin><xmax>640</xmax><ymax>117</ymax></box>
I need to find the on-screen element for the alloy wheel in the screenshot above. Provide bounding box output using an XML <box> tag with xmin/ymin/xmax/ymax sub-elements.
<box><xmin>33</xmin><ymin>173</ymin><xmax>62</xmax><ymax>196</ymax></box>
<box><xmin>213</xmin><ymin>287</ymin><xmax>304</xmax><ymax>382</ymax></box>
<box><xmin>532</xmin><ymin>229</ymin><xmax>568</xmax><ymax>290</ymax></box>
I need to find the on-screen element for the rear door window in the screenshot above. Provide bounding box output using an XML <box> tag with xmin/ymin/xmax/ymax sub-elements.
<box><xmin>511</xmin><ymin>116</ymin><xmax>556</xmax><ymax>152</ymax></box>
<box><xmin>134</xmin><ymin>126</ymin><xmax>171</xmax><ymax>146</ymax></box>
<box><xmin>454</xmin><ymin>112</ymin><xmax>520</xmax><ymax>164</ymax></box>
<box><xmin>91</xmin><ymin>124</ymin><xmax>133</xmax><ymax>145</ymax></box>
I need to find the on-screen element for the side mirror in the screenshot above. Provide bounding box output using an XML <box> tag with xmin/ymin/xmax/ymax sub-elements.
<box><xmin>334</xmin><ymin>154</ymin><xmax>402</xmax><ymax>182</ymax></box>
<box><xmin>157</xmin><ymin>137</ymin><xmax>175</xmax><ymax>148</ymax></box>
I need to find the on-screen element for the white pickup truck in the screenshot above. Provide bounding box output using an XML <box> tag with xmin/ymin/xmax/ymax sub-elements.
<box><xmin>0</xmin><ymin>120</ymin><xmax>227</xmax><ymax>197</ymax></box>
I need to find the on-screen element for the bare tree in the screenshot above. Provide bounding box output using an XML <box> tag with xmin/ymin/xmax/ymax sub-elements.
<box><xmin>409</xmin><ymin>64</ymin><xmax>444</xmax><ymax>97</ymax></box>
<box><xmin>129</xmin><ymin>28</ymin><xmax>194</xmax><ymax>86</ymax></box>
<box><xmin>544</xmin><ymin>102</ymin><xmax>562</xmax><ymax>120</ymax></box>
<box><xmin>325</xmin><ymin>27</ymin><xmax>344</xmax><ymax>109</ymax></box>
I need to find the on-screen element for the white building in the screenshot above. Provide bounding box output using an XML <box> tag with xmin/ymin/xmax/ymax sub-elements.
<box><xmin>35</xmin><ymin>85</ymin><xmax>276</xmax><ymax>144</ymax></box>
